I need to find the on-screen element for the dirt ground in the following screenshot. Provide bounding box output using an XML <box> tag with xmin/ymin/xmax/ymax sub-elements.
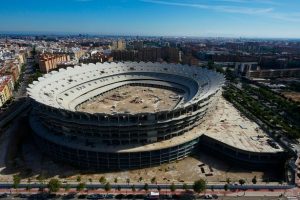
<box><xmin>77</xmin><ymin>85</ymin><xmax>182</xmax><ymax>114</ymax></box>
<box><xmin>281</xmin><ymin>91</ymin><xmax>300</xmax><ymax>102</ymax></box>
<box><xmin>0</xmin><ymin>136</ymin><xmax>282</xmax><ymax>184</ymax></box>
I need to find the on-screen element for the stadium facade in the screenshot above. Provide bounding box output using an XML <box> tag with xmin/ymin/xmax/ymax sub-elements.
<box><xmin>27</xmin><ymin>62</ymin><xmax>225</xmax><ymax>170</ymax></box>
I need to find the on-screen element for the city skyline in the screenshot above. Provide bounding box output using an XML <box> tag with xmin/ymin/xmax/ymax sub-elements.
<box><xmin>1</xmin><ymin>0</ymin><xmax>300</xmax><ymax>38</ymax></box>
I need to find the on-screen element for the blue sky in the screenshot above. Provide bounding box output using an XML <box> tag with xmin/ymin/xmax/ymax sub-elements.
<box><xmin>0</xmin><ymin>0</ymin><xmax>299</xmax><ymax>38</ymax></box>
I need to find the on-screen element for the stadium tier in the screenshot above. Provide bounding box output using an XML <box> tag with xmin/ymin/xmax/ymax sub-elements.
<box><xmin>28</xmin><ymin>62</ymin><xmax>224</xmax><ymax>170</ymax></box>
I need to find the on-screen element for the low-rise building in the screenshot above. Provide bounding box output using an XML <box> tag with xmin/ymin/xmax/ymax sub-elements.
<box><xmin>38</xmin><ymin>53</ymin><xmax>71</xmax><ymax>73</ymax></box>
<box><xmin>0</xmin><ymin>75</ymin><xmax>14</xmax><ymax>107</ymax></box>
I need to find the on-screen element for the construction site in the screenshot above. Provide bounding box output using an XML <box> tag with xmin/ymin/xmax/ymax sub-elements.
<box><xmin>77</xmin><ymin>85</ymin><xmax>183</xmax><ymax>114</ymax></box>
<box><xmin>0</xmin><ymin>97</ymin><xmax>284</xmax><ymax>184</ymax></box>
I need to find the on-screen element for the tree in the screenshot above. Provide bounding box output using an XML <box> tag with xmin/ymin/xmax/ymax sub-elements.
<box><xmin>216</xmin><ymin>66</ymin><xmax>225</xmax><ymax>74</ymax></box>
<box><xmin>89</xmin><ymin>178</ymin><xmax>92</xmax><ymax>183</ymax></box>
<box><xmin>182</xmin><ymin>183</ymin><xmax>188</xmax><ymax>191</ymax></box>
<box><xmin>143</xmin><ymin>183</ymin><xmax>149</xmax><ymax>192</ymax></box>
<box><xmin>47</xmin><ymin>178</ymin><xmax>61</xmax><ymax>193</ymax></box>
<box><xmin>76</xmin><ymin>183</ymin><xmax>86</xmax><ymax>192</ymax></box>
<box><xmin>117</xmin><ymin>185</ymin><xmax>121</xmax><ymax>191</ymax></box>
<box><xmin>170</xmin><ymin>183</ymin><xmax>176</xmax><ymax>192</ymax></box>
<box><xmin>126</xmin><ymin>178</ymin><xmax>130</xmax><ymax>185</ymax></box>
<box><xmin>114</xmin><ymin>178</ymin><xmax>118</xmax><ymax>183</ymax></box>
<box><xmin>76</xmin><ymin>176</ymin><xmax>81</xmax><ymax>182</ymax></box>
<box><xmin>26</xmin><ymin>178</ymin><xmax>32</xmax><ymax>191</ymax></box>
<box><xmin>224</xmin><ymin>184</ymin><xmax>228</xmax><ymax>191</ymax></box>
<box><xmin>104</xmin><ymin>182</ymin><xmax>111</xmax><ymax>192</ymax></box>
<box><xmin>99</xmin><ymin>176</ymin><xmax>106</xmax><ymax>184</ymax></box>
<box><xmin>26</xmin><ymin>185</ymin><xmax>31</xmax><ymax>191</ymax></box>
<box><xmin>64</xmin><ymin>184</ymin><xmax>71</xmax><ymax>192</ymax></box>
<box><xmin>139</xmin><ymin>177</ymin><xmax>143</xmax><ymax>182</ymax></box>
<box><xmin>193</xmin><ymin>179</ymin><xmax>206</xmax><ymax>193</ymax></box>
<box><xmin>157</xmin><ymin>185</ymin><xmax>161</xmax><ymax>192</ymax></box>
<box><xmin>13</xmin><ymin>174</ymin><xmax>21</xmax><ymax>189</ymax></box>
<box><xmin>226</xmin><ymin>178</ymin><xmax>231</xmax><ymax>184</ymax></box>
<box><xmin>239</xmin><ymin>179</ymin><xmax>246</xmax><ymax>185</ymax></box>
<box><xmin>252</xmin><ymin>176</ymin><xmax>257</xmax><ymax>184</ymax></box>
<box><xmin>151</xmin><ymin>177</ymin><xmax>156</xmax><ymax>184</ymax></box>
<box><xmin>131</xmin><ymin>185</ymin><xmax>136</xmax><ymax>192</ymax></box>
<box><xmin>208</xmin><ymin>60</ymin><xmax>215</xmax><ymax>70</ymax></box>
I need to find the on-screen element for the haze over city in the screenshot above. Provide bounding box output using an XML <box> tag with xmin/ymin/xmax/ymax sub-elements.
<box><xmin>1</xmin><ymin>0</ymin><xmax>300</xmax><ymax>38</ymax></box>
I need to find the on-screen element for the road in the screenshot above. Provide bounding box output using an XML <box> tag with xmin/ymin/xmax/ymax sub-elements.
<box><xmin>0</xmin><ymin>63</ymin><xmax>33</xmax><ymax>128</ymax></box>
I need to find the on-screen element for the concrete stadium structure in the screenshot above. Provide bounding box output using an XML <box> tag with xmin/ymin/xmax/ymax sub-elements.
<box><xmin>27</xmin><ymin>62</ymin><xmax>225</xmax><ymax>170</ymax></box>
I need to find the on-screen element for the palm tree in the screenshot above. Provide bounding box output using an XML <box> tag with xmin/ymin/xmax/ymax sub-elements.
<box><xmin>99</xmin><ymin>176</ymin><xmax>106</xmax><ymax>184</ymax></box>
<box><xmin>170</xmin><ymin>183</ymin><xmax>176</xmax><ymax>193</ymax></box>
<box><xmin>13</xmin><ymin>175</ymin><xmax>21</xmax><ymax>192</ymax></box>
<box><xmin>47</xmin><ymin>179</ymin><xmax>61</xmax><ymax>193</ymax></box>
<box><xmin>76</xmin><ymin>182</ymin><xmax>86</xmax><ymax>192</ymax></box>
<box><xmin>76</xmin><ymin>176</ymin><xmax>81</xmax><ymax>182</ymax></box>
<box><xmin>104</xmin><ymin>182</ymin><xmax>111</xmax><ymax>193</ymax></box>
<box><xmin>143</xmin><ymin>183</ymin><xmax>149</xmax><ymax>192</ymax></box>
<box><xmin>131</xmin><ymin>185</ymin><xmax>136</xmax><ymax>193</ymax></box>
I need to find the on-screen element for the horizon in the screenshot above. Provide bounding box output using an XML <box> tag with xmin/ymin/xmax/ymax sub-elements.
<box><xmin>1</xmin><ymin>31</ymin><xmax>300</xmax><ymax>40</ymax></box>
<box><xmin>0</xmin><ymin>0</ymin><xmax>300</xmax><ymax>38</ymax></box>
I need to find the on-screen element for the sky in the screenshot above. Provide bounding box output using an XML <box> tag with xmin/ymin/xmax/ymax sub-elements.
<box><xmin>0</xmin><ymin>0</ymin><xmax>300</xmax><ymax>38</ymax></box>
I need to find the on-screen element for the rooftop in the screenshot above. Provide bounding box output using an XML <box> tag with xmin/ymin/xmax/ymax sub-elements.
<box><xmin>204</xmin><ymin>98</ymin><xmax>284</xmax><ymax>153</ymax></box>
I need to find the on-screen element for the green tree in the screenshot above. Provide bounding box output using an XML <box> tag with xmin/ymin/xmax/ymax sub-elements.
<box><xmin>64</xmin><ymin>184</ymin><xmax>71</xmax><ymax>192</ymax></box>
<box><xmin>207</xmin><ymin>60</ymin><xmax>215</xmax><ymax>70</ymax></box>
<box><xmin>252</xmin><ymin>176</ymin><xmax>257</xmax><ymax>184</ymax></box>
<box><xmin>224</xmin><ymin>184</ymin><xmax>228</xmax><ymax>191</ymax></box>
<box><xmin>114</xmin><ymin>178</ymin><xmax>118</xmax><ymax>183</ymax></box>
<box><xmin>170</xmin><ymin>183</ymin><xmax>176</xmax><ymax>192</ymax></box>
<box><xmin>193</xmin><ymin>179</ymin><xmax>206</xmax><ymax>193</ymax></box>
<box><xmin>104</xmin><ymin>182</ymin><xmax>111</xmax><ymax>192</ymax></box>
<box><xmin>26</xmin><ymin>185</ymin><xmax>31</xmax><ymax>191</ymax></box>
<box><xmin>117</xmin><ymin>185</ymin><xmax>121</xmax><ymax>191</ymax></box>
<box><xmin>76</xmin><ymin>176</ymin><xmax>81</xmax><ymax>182</ymax></box>
<box><xmin>239</xmin><ymin>179</ymin><xmax>246</xmax><ymax>185</ymax></box>
<box><xmin>89</xmin><ymin>178</ymin><xmax>92</xmax><ymax>183</ymax></box>
<box><xmin>99</xmin><ymin>176</ymin><xmax>106</xmax><ymax>184</ymax></box>
<box><xmin>47</xmin><ymin>178</ymin><xmax>61</xmax><ymax>193</ymax></box>
<box><xmin>143</xmin><ymin>183</ymin><xmax>149</xmax><ymax>192</ymax></box>
<box><xmin>13</xmin><ymin>174</ymin><xmax>21</xmax><ymax>189</ymax></box>
<box><xmin>76</xmin><ymin>182</ymin><xmax>86</xmax><ymax>192</ymax></box>
<box><xmin>126</xmin><ymin>178</ymin><xmax>130</xmax><ymax>184</ymax></box>
<box><xmin>139</xmin><ymin>177</ymin><xmax>143</xmax><ymax>182</ymax></box>
<box><xmin>131</xmin><ymin>185</ymin><xmax>136</xmax><ymax>192</ymax></box>
<box><xmin>157</xmin><ymin>185</ymin><xmax>161</xmax><ymax>192</ymax></box>
<box><xmin>226</xmin><ymin>178</ymin><xmax>231</xmax><ymax>184</ymax></box>
<box><xmin>182</xmin><ymin>183</ymin><xmax>188</xmax><ymax>191</ymax></box>
<box><xmin>151</xmin><ymin>177</ymin><xmax>156</xmax><ymax>184</ymax></box>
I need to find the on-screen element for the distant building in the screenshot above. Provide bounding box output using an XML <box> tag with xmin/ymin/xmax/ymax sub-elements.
<box><xmin>38</xmin><ymin>53</ymin><xmax>71</xmax><ymax>73</ymax></box>
<box><xmin>79</xmin><ymin>52</ymin><xmax>113</xmax><ymax>64</ymax></box>
<box><xmin>112</xmin><ymin>39</ymin><xmax>126</xmax><ymax>50</ymax></box>
<box><xmin>235</xmin><ymin>62</ymin><xmax>259</xmax><ymax>76</ymax></box>
<box><xmin>133</xmin><ymin>41</ymin><xmax>143</xmax><ymax>50</ymax></box>
<box><xmin>111</xmin><ymin>47</ymin><xmax>179</xmax><ymax>63</ymax></box>
<box><xmin>246</xmin><ymin>68</ymin><xmax>300</xmax><ymax>79</ymax></box>
<box><xmin>181</xmin><ymin>53</ymin><xmax>199</xmax><ymax>65</ymax></box>
<box><xmin>70</xmin><ymin>49</ymin><xmax>86</xmax><ymax>60</ymax></box>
